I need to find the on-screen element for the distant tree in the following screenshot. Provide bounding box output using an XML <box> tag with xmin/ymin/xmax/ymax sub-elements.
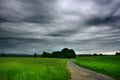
<box><xmin>99</xmin><ymin>54</ymin><xmax>103</xmax><ymax>56</ymax></box>
<box><xmin>41</xmin><ymin>48</ymin><xmax>76</xmax><ymax>58</ymax></box>
<box><xmin>51</xmin><ymin>51</ymin><xmax>61</xmax><ymax>58</ymax></box>
<box><xmin>61</xmin><ymin>48</ymin><xmax>76</xmax><ymax>58</ymax></box>
<box><xmin>68</xmin><ymin>49</ymin><xmax>76</xmax><ymax>58</ymax></box>
<box><xmin>2</xmin><ymin>53</ymin><xmax>6</xmax><ymax>57</ymax></box>
<box><xmin>41</xmin><ymin>52</ymin><xmax>51</xmax><ymax>57</ymax></box>
<box><xmin>93</xmin><ymin>53</ymin><xmax>98</xmax><ymax>56</ymax></box>
<box><xmin>115</xmin><ymin>52</ymin><xmax>120</xmax><ymax>56</ymax></box>
<box><xmin>34</xmin><ymin>53</ymin><xmax>37</xmax><ymax>57</ymax></box>
<box><xmin>61</xmin><ymin>48</ymin><xmax>69</xmax><ymax>58</ymax></box>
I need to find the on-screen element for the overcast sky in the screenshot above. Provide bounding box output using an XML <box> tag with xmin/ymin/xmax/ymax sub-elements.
<box><xmin>0</xmin><ymin>0</ymin><xmax>120</xmax><ymax>54</ymax></box>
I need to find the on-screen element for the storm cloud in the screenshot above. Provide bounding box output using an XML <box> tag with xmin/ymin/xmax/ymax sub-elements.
<box><xmin>0</xmin><ymin>0</ymin><xmax>120</xmax><ymax>54</ymax></box>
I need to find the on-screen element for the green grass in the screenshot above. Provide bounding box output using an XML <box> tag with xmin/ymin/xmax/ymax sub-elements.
<box><xmin>73</xmin><ymin>56</ymin><xmax>120</xmax><ymax>80</ymax></box>
<box><xmin>0</xmin><ymin>57</ymin><xmax>70</xmax><ymax>80</ymax></box>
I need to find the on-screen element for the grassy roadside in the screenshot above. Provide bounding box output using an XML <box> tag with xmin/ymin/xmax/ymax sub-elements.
<box><xmin>0</xmin><ymin>57</ymin><xmax>70</xmax><ymax>80</ymax></box>
<box><xmin>73</xmin><ymin>56</ymin><xmax>120</xmax><ymax>80</ymax></box>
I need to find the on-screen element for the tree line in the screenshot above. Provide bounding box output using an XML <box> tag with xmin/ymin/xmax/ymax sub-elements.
<box><xmin>41</xmin><ymin>48</ymin><xmax>76</xmax><ymax>58</ymax></box>
<box><xmin>0</xmin><ymin>48</ymin><xmax>76</xmax><ymax>58</ymax></box>
<box><xmin>0</xmin><ymin>50</ymin><xmax>120</xmax><ymax>57</ymax></box>
<box><xmin>115</xmin><ymin>52</ymin><xmax>120</xmax><ymax>56</ymax></box>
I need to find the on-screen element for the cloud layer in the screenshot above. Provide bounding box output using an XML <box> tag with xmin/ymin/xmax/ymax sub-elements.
<box><xmin>0</xmin><ymin>0</ymin><xmax>120</xmax><ymax>54</ymax></box>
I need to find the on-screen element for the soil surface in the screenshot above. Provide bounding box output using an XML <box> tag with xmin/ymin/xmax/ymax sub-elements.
<box><xmin>67</xmin><ymin>60</ymin><xmax>114</xmax><ymax>80</ymax></box>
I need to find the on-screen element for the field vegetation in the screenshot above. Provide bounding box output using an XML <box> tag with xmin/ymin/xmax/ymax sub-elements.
<box><xmin>0</xmin><ymin>58</ymin><xmax>70</xmax><ymax>80</ymax></box>
<box><xmin>73</xmin><ymin>56</ymin><xmax>120</xmax><ymax>80</ymax></box>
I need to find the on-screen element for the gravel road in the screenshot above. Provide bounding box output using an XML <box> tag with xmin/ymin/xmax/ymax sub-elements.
<box><xmin>67</xmin><ymin>60</ymin><xmax>114</xmax><ymax>80</ymax></box>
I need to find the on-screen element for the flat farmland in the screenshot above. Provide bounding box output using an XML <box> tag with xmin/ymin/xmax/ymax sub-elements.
<box><xmin>0</xmin><ymin>58</ymin><xmax>70</xmax><ymax>80</ymax></box>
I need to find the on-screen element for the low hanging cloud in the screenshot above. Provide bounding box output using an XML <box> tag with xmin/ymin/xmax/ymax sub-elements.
<box><xmin>0</xmin><ymin>0</ymin><xmax>120</xmax><ymax>54</ymax></box>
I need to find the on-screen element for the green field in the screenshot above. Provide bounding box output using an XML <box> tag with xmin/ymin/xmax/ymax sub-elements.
<box><xmin>0</xmin><ymin>58</ymin><xmax>70</xmax><ymax>80</ymax></box>
<box><xmin>73</xmin><ymin>56</ymin><xmax>120</xmax><ymax>80</ymax></box>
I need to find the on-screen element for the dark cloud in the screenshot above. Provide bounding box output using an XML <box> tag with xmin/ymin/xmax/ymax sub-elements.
<box><xmin>93</xmin><ymin>0</ymin><xmax>113</xmax><ymax>5</ymax></box>
<box><xmin>47</xmin><ymin>29</ymin><xmax>78</xmax><ymax>37</ymax></box>
<box><xmin>0</xmin><ymin>0</ymin><xmax>120</xmax><ymax>54</ymax></box>
<box><xmin>0</xmin><ymin>17</ymin><xmax>10</xmax><ymax>23</ymax></box>
<box><xmin>0</xmin><ymin>37</ymin><xmax>51</xmax><ymax>53</ymax></box>
<box><xmin>85</xmin><ymin>15</ymin><xmax>120</xmax><ymax>25</ymax></box>
<box><xmin>0</xmin><ymin>0</ymin><xmax>56</xmax><ymax>23</ymax></box>
<box><xmin>85</xmin><ymin>1</ymin><xmax>120</xmax><ymax>25</ymax></box>
<box><xmin>24</xmin><ymin>15</ymin><xmax>54</xmax><ymax>23</ymax></box>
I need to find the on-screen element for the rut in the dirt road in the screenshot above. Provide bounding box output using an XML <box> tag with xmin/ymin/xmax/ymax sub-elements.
<box><xmin>67</xmin><ymin>60</ymin><xmax>114</xmax><ymax>80</ymax></box>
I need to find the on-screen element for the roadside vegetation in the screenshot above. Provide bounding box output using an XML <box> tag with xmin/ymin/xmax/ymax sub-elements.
<box><xmin>0</xmin><ymin>58</ymin><xmax>70</xmax><ymax>80</ymax></box>
<box><xmin>73</xmin><ymin>56</ymin><xmax>120</xmax><ymax>80</ymax></box>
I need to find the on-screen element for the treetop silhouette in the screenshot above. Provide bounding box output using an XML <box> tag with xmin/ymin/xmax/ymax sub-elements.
<box><xmin>41</xmin><ymin>48</ymin><xmax>76</xmax><ymax>58</ymax></box>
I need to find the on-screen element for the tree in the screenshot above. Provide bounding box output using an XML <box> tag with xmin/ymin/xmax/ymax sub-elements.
<box><xmin>93</xmin><ymin>53</ymin><xmax>98</xmax><ymax>56</ymax></box>
<box><xmin>61</xmin><ymin>48</ymin><xmax>76</xmax><ymax>58</ymax></box>
<box><xmin>61</xmin><ymin>48</ymin><xmax>69</xmax><ymax>58</ymax></box>
<box><xmin>51</xmin><ymin>51</ymin><xmax>61</xmax><ymax>58</ymax></box>
<box><xmin>2</xmin><ymin>53</ymin><xmax>6</xmax><ymax>57</ymax></box>
<box><xmin>69</xmin><ymin>49</ymin><xmax>76</xmax><ymax>58</ymax></box>
<box><xmin>115</xmin><ymin>52</ymin><xmax>120</xmax><ymax>56</ymax></box>
<box><xmin>99</xmin><ymin>54</ymin><xmax>103</xmax><ymax>56</ymax></box>
<box><xmin>34</xmin><ymin>53</ymin><xmax>37</xmax><ymax>57</ymax></box>
<box><xmin>41</xmin><ymin>48</ymin><xmax>76</xmax><ymax>58</ymax></box>
<box><xmin>41</xmin><ymin>52</ymin><xmax>51</xmax><ymax>57</ymax></box>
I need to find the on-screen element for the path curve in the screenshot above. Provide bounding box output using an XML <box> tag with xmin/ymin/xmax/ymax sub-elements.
<box><xmin>67</xmin><ymin>60</ymin><xmax>114</xmax><ymax>80</ymax></box>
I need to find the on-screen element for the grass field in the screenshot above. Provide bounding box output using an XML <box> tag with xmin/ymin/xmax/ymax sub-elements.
<box><xmin>0</xmin><ymin>57</ymin><xmax>70</xmax><ymax>80</ymax></box>
<box><xmin>73</xmin><ymin>56</ymin><xmax>120</xmax><ymax>80</ymax></box>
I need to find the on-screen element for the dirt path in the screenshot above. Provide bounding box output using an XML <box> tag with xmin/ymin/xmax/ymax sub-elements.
<box><xmin>67</xmin><ymin>60</ymin><xmax>114</xmax><ymax>80</ymax></box>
